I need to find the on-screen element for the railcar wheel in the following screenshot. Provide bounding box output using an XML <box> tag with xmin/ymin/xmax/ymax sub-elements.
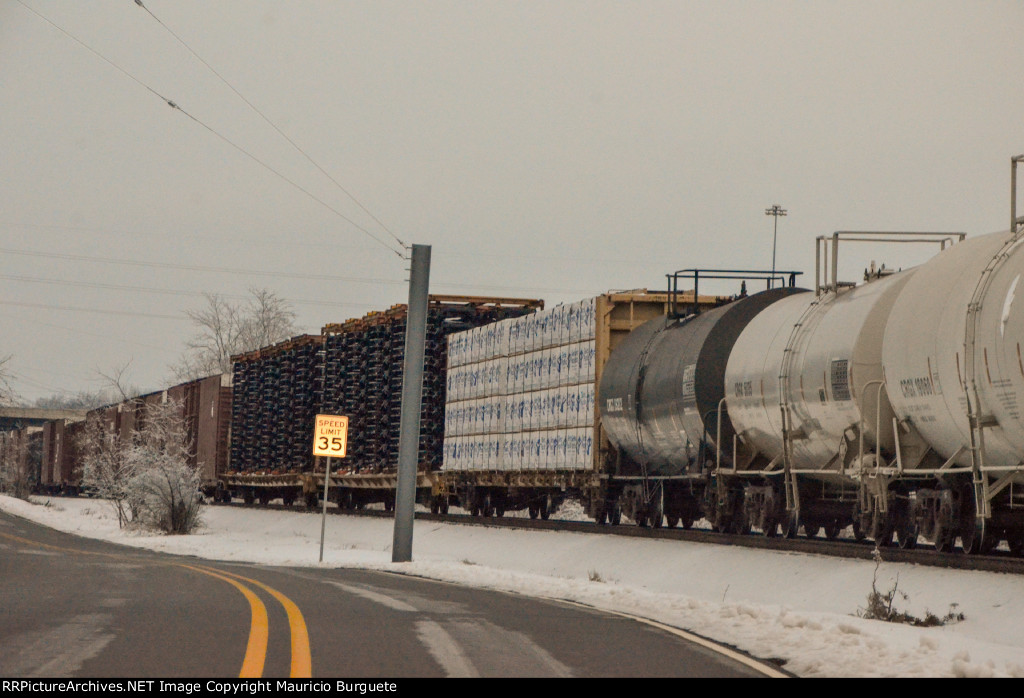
<box><xmin>481</xmin><ymin>494</ymin><xmax>494</xmax><ymax>518</ymax></box>
<box><xmin>540</xmin><ymin>495</ymin><xmax>553</xmax><ymax>520</ymax></box>
<box><xmin>824</xmin><ymin>524</ymin><xmax>841</xmax><ymax>541</ymax></box>
<box><xmin>960</xmin><ymin>522</ymin><xmax>996</xmax><ymax>555</ymax></box>
<box><xmin>781</xmin><ymin>513</ymin><xmax>799</xmax><ymax>539</ymax></box>
<box><xmin>528</xmin><ymin>504</ymin><xmax>539</xmax><ymax>519</ymax></box>
<box><xmin>649</xmin><ymin>501</ymin><xmax>664</xmax><ymax>529</ymax></box>
<box><xmin>851</xmin><ymin>514</ymin><xmax>867</xmax><ymax>542</ymax></box>
<box><xmin>610</xmin><ymin>504</ymin><xmax>622</xmax><ymax>526</ymax></box>
<box><xmin>933</xmin><ymin>522</ymin><xmax>955</xmax><ymax>552</ymax></box>
<box><xmin>870</xmin><ymin>513</ymin><xmax>894</xmax><ymax>548</ymax></box>
<box><xmin>681</xmin><ymin>516</ymin><xmax>694</xmax><ymax>530</ymax></box>
<box><xmin>1007</xmin><ymin>531</ymin><xmax>1024</xmax><ymax>557</ymax></box>
<box><xmin>896</xmin><ymin>522</ymin><xmax>918</xmax><ymax>550</ymax></box>
<box><xmin>731</xmin><ymin>513</ymin><xmax>750</xmax><ymax>535</ymax></box>
<box><xmin>806</xmin><ymin>524</ymin><xmax>823</xmax><ymax>539</ymax></box>
<box><xmin>666</xmin><ymin>515</ymin><xmax>679</xmax><ymax>528</ymax></box>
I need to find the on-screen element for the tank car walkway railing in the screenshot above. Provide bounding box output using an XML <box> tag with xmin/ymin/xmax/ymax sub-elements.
<box><xmin>666</xmin><ymin>269</ymin><xmax>801</xmax><ymax>319</ymax></box>
<box><xmin>815</xmin><ymin>231</ymin><xmax>965</xmax><ymax>297</ymax></box>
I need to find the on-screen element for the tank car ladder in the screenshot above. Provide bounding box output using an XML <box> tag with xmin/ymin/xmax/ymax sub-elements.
<box><xmin>777</xmin><ymin>295</ymin><xmax>826</xmax><ymax>524</ymax></box>
<box><xmin>962</xmin><ymin>223</ymin><xmax>1024</xmax><ymax>527</ymax></box>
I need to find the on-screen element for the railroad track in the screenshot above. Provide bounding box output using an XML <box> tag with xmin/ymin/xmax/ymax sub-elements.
<box><xmin>219</xmin><ymin>500</ymin><xmax>1024</xmax><ymax>575</ymax></box>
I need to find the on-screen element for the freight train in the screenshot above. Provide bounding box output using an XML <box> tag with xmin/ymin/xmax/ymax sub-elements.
<box><xmin>5</xmin><ymin>193</ymin><xmax>1024</xmax><ymax>556</ymax></box>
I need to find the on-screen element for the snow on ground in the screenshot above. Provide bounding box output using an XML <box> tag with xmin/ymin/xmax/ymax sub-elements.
<box><xmin>3</xmin><ymin>494</ymin><xmax>1023</xmax><ymax>678</ymax></box>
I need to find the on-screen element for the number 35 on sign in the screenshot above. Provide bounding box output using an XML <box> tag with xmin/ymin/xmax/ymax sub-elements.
<box><xmin>313</xmin><ymin>414</ymin><xmax>349</xmax><ymax>457</ymax></box>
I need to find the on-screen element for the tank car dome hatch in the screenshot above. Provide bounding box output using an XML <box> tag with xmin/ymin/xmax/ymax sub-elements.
<box><xmin>599</xmin><ymin>286</ymin><xmax>807</xmax><ymax>477</ymax></box>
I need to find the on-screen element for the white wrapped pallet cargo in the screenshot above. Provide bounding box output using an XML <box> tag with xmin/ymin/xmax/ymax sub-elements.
<box><xmin>581</xmin><ymin>340</ymin><xmax>596</xmax><ymax>383</ymax></box>
<box><xmin>547</xmin><ymin>347</ymin><xmax>559</xmax><ymax>389</ymax></box>
<box><xmin>581</xmin><ymin>296</ymin><xmax>596</xmax><ymax>340</ymax></box>
<box><xmin>553</xmin><ymin>430</ymin><xmax>566</xmax><ymax>469</ymax></box>
<box><xmin>554</xmin><ymin>387</ymin><xmax>567</xmax><ymax>428</ymax></box>
<box><xmin>496</xmin><ymin>356</ymin><xmax>509</xmax><ymax>396</ymax></box>
<box><xmin>548</xmin><ymin>433</ymin><xmax>561</xmax><ymax>472</ymax></box>
<box><xmin>581</xmin><ymin>384</ymin><xmax>595</xmax><ymax>427</ymax></box>
<box><xmin>494</xmin><ymin>433</ymin><xmax>505</xmax><ymax>470</ymax></box>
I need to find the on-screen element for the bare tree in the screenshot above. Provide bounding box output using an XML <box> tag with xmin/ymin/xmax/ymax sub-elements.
<box><xmin>97</xmin><ymin>361</ymin><xmax>143</xmax><ymax>402</ymax></box>
<box><xmin>171</xmin><ymin>288</ymin><xmax>296</xmax><ymax>381</ymax></box>
<box><xmin>0</xmin><ymin>355</ymin><xmax>18</xmax><ymax>406</ymax></box>
<box><xmin>33</xmin><ymin>390</ymin><xmax>114</xmax><ymax>410</ymax></box>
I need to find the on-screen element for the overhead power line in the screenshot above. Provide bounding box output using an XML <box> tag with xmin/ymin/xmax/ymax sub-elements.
<box><xmin>0</xmin><ymin>246</ymin><xmax>596</xmax><ymax>295</ymax></box>
<box><xmin>132</xmin><ymin>0</ymin><xmax>406</xmax><ymax>252</ymax></box>
<box><xmin>0</xmin><ymin>246</ymin><xmax>404</xmax><ymax>285</ymax></box>
<box><xmin>15</xmin><ymin>0</ymin><xmax>405</xmax><ymax>260</ymax></box>
<box><xmin>0</xmin><ymin>300</ymin><xmax>187</xmax><ymax>320</ymax></box>
<box><xmin>0</xmin><ymin>272</ymin><xmax>376</xmax><ymax>309</ymax></box>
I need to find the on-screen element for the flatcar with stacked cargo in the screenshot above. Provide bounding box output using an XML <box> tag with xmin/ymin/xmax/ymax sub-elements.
<box><xmin>435</xmin><ymin>288</ymin><xmax>733</xmax><ymax>521</ymax></box>
<box><xmin>221</xmin><ymin>295</ymin><xmax>542</xmax><ymax>508</ymax></box>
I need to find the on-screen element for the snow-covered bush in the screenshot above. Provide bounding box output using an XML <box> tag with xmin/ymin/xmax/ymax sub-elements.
<box><xmin>79</xmin><ymin>396</ymin><xmax>203</xmax><ymax>534</ymax></box>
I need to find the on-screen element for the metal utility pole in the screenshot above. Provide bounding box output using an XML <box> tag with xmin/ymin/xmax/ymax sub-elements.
<box><xmin>393</xmin><ymin>244</ymin><xmax>431</xmax><ymax>563</ymax></box>
<box><xmin>1013</xmin><ymin>155</ymin><xmax>1024</xmax><ymax>233</ymax></box>
<box><xmin>765</xmin><ymin>205</ymin><xmax>788</xmax><ymax>289</ymax></box>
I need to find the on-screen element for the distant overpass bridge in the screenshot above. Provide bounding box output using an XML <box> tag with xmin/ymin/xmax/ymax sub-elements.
<box><xmin>0</xmin><ymin>407</ymin><xmax>88</xmax><ymax>432</ymax></box>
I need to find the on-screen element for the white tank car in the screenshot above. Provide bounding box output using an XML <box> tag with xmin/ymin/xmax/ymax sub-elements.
<box><xmin>724</xmin><ymin>269</ymin><xmax>916</xmax><ymax>475</ymax></box>
<box><xmin>883</xmin><ymin>229</ymin><xmax>1024</xmax><ymax>470</ymax></box>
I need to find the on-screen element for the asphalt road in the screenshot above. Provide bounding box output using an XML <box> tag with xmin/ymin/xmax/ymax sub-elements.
<box><xmin>0</xmin><ymin>511</ymin><xmax>785</xmax><ymax>678</ymax></box>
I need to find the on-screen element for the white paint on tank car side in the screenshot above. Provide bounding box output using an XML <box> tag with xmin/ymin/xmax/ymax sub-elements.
<box><xmin>1001</xmin><ymin>274</ymin><xmax>1019</xmax><ymax>338</ymax></box>
<box><xmin>883</xmin><ymin>230</ymin><xmax>1024</xmax><ymax>467</ymax></box>
<box><xmin>725</xmin><ymin>270</ymin><xmax>914</xmax><ymax>471</ymax></box>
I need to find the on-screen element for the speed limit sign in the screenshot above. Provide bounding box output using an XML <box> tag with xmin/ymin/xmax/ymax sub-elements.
<box><xmin>313</xmin><ymin>414</ymin><xmax>349</xmax><ymax>457</ymax></box>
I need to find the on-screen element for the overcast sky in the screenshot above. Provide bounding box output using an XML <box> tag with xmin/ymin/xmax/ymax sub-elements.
<box><xmin>2</xmin><ymin>0</ymin><xmax>1023</xmax><ymax>402</ymax></box>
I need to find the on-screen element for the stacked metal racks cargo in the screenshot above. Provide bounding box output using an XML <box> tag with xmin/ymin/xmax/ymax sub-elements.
<box><xmin>224</xmin><ymin>296</ymin><xmax>542</xmax><ymax>509</ymax></box>
<box><xmin>318</xmin><ymin>296</ymin><xmax>542</xmax><ymax>510</ymax></box>
<box><xmin>226</xmin><ymin>335</ymin><xmax>324</xmax><ymax>505</ymax></box>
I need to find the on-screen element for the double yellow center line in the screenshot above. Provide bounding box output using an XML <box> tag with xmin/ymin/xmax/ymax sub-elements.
<box><xmin>1</xmin><ymin>531</ymin><xmax>311</xmax><ymax>677</ymax></box>
<box><xmin>181</xmin><ymin>564</ymin><xmax>312</xmax><ymax>678</ymax></box>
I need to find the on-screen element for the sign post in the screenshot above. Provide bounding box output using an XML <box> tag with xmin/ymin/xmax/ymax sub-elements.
<box><xmin>313</xmin><ymin>414</ymin><xmax>348</xmax><ymax>562</ymax></box>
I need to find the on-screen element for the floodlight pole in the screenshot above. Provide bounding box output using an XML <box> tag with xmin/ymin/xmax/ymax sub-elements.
<box><xmin>393</xmin><ymin>244</ymin><xmax>431</xmax><ymax>563</ymax></box>
<box><xmin>765</xmin><ymin>204</ymin><xmax>788</xmax><ymax>289</ymax></box>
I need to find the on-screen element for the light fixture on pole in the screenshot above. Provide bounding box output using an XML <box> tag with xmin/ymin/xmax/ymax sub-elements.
<box><xmin>765</xmin><ymin>204</ymin><xmax>787</xmax><ymax>289</ymax></box>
